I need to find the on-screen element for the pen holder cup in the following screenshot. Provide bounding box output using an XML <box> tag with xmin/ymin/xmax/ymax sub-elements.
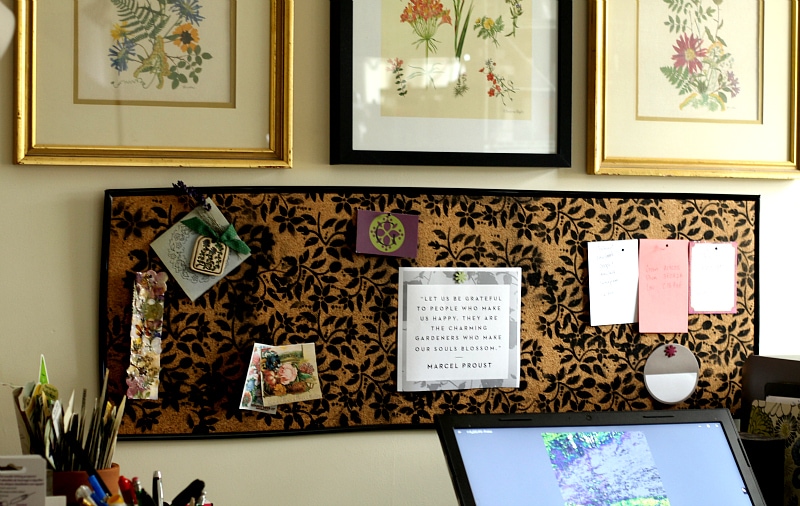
<box><xmin>52</xmin><ymin>463</ymin><xmax>120</xmax><ymax>506</ymax></box>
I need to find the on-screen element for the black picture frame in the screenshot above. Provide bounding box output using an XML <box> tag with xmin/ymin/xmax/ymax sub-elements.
<box><xmin>330</xmin><ymin>0</ymin><xmax>573</xmax><ymax>167</ymax></box>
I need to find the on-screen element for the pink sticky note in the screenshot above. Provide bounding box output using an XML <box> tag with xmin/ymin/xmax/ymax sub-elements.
<box><xmin>638</xmin><ymin>239</ymin><xmax>689</xmax><ymax>334</ymax></box>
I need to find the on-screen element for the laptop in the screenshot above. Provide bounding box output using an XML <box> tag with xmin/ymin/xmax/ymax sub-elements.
<box><xmin>435</xmin><ymin>409</ymin><xmax>765</xmax><ymax>506</ymax></box>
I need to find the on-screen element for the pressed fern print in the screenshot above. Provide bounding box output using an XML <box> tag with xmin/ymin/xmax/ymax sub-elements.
<box><xmin>107</xmin><ymin>0</ymin><xmax>213</xmax><ymax>90</ymax></box>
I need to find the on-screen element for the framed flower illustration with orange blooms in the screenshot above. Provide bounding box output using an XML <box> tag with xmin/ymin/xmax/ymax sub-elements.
<box><xmin>330</xmin><ymin>0</ymin><xmax>572</xmax><ymax>167</ymax></box>
<box><xmin>14</xmin><ymin>0</ymin><xmax>293</xmax><ymax>168</ymax></box>
<box><xmin>588</xmin><ymin>0</ymin><xmax>799</xmax><ymax>178</ymax></box>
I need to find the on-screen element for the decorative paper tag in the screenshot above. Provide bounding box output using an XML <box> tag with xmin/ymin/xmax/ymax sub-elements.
<box><xmin>151</xmin><ymin>199</ymin><xmax>250</xmax><ymax>301</ymax></box>
<box><xmin>190</xmin><ymin>236</ymin><xmax>229</xmax><ymax>275</ymax></box>
<box><xmin>127</xmin><ymin>270</ymin><xmax>167</xmax><ymax>400</ymax></box>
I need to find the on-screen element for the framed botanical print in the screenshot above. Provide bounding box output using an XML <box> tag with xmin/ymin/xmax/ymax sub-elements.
<box><xmin>331</xmin><ymin>0</ymin><xmax>573</xmax><ymax>167</ymax></box>
<box><xmin>14</xmin><ymin>0</ymin><xmax>293</xmax><ymax>168</ymax></box>
<box><xmin>588</xmin><ymin>0</ymin><xmax>799</xmax><ymax>178</ymax></box>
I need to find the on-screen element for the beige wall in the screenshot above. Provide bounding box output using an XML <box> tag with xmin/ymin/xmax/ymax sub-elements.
<box><xmin>1</xmin><ymin>2</ymin><xmax>799</xmax><ymax>504</ymax></box>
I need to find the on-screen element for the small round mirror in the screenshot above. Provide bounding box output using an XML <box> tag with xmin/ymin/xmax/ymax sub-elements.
<box><xmin>643</xmin><ymin>343</ymin><xmax>700</xmax><ymax>404</ymax></box>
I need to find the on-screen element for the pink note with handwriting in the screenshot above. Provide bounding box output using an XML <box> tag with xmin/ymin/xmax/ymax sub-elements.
<box><xmin>638</xmin><ymin>239</ymin><xmax>689</xmax><ymax>334</ymax></box>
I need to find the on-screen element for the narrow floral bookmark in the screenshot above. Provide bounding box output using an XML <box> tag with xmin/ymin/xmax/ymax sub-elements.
<box><xmin>126</xmin><ymin>270</ymin><xmax>168</xmax><ymax>399</ymax></box>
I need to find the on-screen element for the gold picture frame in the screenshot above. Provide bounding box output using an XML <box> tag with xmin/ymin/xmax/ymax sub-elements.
<box><xmin>14</xmin><ymin>0</ymin><xmax>293</xmax><ymax>168</ymax></box>
<box><xmin>588</xmin><ymin>0</ymin><xmax>798</xmax><ymax>178</ymax></box>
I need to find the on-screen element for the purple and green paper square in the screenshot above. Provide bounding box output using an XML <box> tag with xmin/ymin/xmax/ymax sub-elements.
<box><xmin>356</xmin><ymin>210</ymin><xmax>419</xmax><ymax>258</ymax></box>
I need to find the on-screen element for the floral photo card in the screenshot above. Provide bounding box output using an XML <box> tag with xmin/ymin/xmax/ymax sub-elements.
<box><xmin>240</xmin><ymin>343</ymin><xmax>322</xmax><ymax>412</ymax></box>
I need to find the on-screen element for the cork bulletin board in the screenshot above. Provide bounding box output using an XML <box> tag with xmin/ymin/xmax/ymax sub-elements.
<box><xmin>100</xmin><ymin>187</ymin><xmax>759</xmax><ymax>439</ymax></box>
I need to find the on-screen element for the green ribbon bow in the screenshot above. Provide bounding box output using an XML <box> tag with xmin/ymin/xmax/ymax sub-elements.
<box><xmin>182</xmin><ymin>217</ymin><xmax>251</xmax><ymax>255</ymax></box>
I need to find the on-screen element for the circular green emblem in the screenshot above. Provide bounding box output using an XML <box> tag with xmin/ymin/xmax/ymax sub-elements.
<box><xmin>369</xmin><ymin>214</ymin><xmax>406</xmax><ymax>253</ymax></box>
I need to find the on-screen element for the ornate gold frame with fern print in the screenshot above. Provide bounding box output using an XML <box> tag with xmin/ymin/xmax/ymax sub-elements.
<box><xmin>14</xmin><ymin>0</ymin><xmax>293</xmax><ymax>168</ymax></box>
<box><xmin>588</xmin><ymin>0</ymin><xmax>798</xmax><ymax>178</ymax></box>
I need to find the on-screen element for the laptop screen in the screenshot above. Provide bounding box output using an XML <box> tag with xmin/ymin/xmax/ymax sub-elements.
<box><xmin>435</xmin><ymin>409</ymin><xmax>765</xmax><ymax>506</ymax></box>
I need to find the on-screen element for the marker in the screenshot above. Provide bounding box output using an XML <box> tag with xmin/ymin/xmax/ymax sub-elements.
<box><xmin>86</xmin><ymin>467</ymin><xmax>112</xmax><ymax>498</ymax></box>
<box><xmin>169</xmin><ymin>479</ymin><xmax>205</xmax><ymax>506</ymax></box>
<box><xmin>119</xmin><ymin>476</ymin><xmax>138</xmax><ymax>506</ymax></box>
<box><xmin>75</xmin><ymin>484</ymin><xmax>99</xmax><ymax>506</ymax></box>
<box><xmin>87</xmin><ymin>475</ymin><xmax>109</xmax><ymax>506</ymax></box>
<box><xmin>133</xmin><ymin>477</ymin><xmax>156</xmax><ymax>506</ymax></box>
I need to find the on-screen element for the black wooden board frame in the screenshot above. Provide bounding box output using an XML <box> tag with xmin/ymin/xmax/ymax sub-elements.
<box><xmin>99</xmin><ymin>187</ymin><xmax>759</xmax><ymax>439</ymax></box>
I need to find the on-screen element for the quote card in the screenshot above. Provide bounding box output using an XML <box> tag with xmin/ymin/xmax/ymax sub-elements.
<box><xmin>396</xmin><ymin>267</ymin><xmax>521</xmax><ymax>392</ymax></box>
<box><xmin>689</xmin><ymin>242</ymin><xmax>738</xmax><ymax>314</ymax></box>
<box><xmin>638</xmin><ymin>239</ymin><xmax>689</xmax><ymax>334</ymax></box>
<box><xmin>587</xmin><ymin>239</ymin><xmax>639</xmax><ymax>326</ymax></box>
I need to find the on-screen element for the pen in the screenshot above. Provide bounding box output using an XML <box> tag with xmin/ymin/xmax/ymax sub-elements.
<box><xmin>9</xmin><ymin>493</ymin><xmax>34</xmax><ymax>505</ymax></box>
<box><xmin>153</xmin><ymin>471</ymin><xmax>163</xmax><ymax>506</ymax></box>
<box><xmin>133</xmin><ymin>477</ymin><xmax>156</xmax><ymax>506</ymax></box>
<box><xmin>137</xmin><ymin>488</ymin><xmax>156</xmax><ymax>506</ymax></box>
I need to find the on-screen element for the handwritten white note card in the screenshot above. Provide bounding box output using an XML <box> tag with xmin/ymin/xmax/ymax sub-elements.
<box><xmin>587</xmin><ymin>240</ymin><xmax>639</xmax><ymax>326</ymax></box>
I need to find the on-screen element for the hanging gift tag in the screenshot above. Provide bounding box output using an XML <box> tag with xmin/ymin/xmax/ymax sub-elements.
<box><xmin>151</xmin><ymin>197</ymin><xmax>251</xmax><ymax>301</ymax></box>
<box><xmin>190</xmin><ymin>236</ymin><xmax>230</xmax><ymax>276</ymax></box>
